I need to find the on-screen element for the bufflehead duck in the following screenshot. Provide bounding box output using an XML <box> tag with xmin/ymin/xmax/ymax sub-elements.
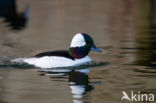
<box><xmin>12</xmin><ymin>33</ymin><xmax>102</xmax><ymax>68</ymax></box>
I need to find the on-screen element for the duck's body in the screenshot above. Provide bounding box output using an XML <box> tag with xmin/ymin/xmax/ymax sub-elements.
<box><xmin>12</xmin><ymin>33</ymin><xmax>102</xmax><ymax>68</ymax></box>
<box><xmin>23</xmin><ymin>50</ymin><xmax>92</xmax><ymax>68</ymax></box>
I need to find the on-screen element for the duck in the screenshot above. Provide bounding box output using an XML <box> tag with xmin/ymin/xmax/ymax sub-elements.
<box><xmin>12</xmin><ymin>33</ymin><xmax>102</xmax><ymax>68</ymax></box>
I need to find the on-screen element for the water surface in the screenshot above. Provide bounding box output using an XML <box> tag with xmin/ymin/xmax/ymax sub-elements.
<box><xmin>0</xmin><ymin>0</ymin><xmax>156</xmax><ymax>103</ymax></box>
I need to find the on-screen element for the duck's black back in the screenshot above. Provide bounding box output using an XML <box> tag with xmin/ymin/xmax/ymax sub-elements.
<box><xmin>34</xmin><ymin>50</ymin><xmax>75</xmax><ymax>60</ymax></box>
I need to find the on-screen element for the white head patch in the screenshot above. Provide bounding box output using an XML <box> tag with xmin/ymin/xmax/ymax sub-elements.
<box><xmin>70</xmin><ymin>33</ymin><xmax>86</xmax><ymax>47</ymax></box>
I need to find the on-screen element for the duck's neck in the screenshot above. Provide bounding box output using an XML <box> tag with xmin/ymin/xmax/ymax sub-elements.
<box><xmin>69</xmin><ymin>45</ymin><xmax>90</xmax><ymax>59</ymax></box>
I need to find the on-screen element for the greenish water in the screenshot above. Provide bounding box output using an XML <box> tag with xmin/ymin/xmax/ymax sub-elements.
<box><xmin>0</xmin><ymin>0</ymin><xmax>156</xmax><ymax>103</ymax></box>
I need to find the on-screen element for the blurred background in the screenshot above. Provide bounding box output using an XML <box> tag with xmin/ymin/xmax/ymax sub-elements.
<box><xmin>0</xmin><ymin>0</ymin><xmax>156</xmax><ymax>103</ymax></box>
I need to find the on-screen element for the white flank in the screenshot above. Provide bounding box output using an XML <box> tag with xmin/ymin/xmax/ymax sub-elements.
<box><xmin>23</xmin><ymin>58</ymin><xmax>38</xmax><ymax>65</ymax></box>
<box><xmin>12</xmin><ymin>56</ymin><xmax>91</xmax><ymax>68</ymax></box>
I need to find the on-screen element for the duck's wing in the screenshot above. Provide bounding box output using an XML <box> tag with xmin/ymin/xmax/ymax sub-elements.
<box><xmin>34</xmin><ymin>50</ymin><xmax>75</xmax><ymax>60</ymax></box>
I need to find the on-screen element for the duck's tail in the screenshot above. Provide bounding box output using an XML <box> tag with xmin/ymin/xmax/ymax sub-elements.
<box><xmin>11</xmin><ymin>57</ymin><xmax>38</xmax><ymax>65</ymax></box>
<box><xmin>11</xmin><ymin>58</ymin><xmax>27</xmax><ymax>64</ymax></box>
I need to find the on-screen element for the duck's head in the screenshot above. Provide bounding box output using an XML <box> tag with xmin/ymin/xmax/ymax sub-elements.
<box><xmin>69</xmin><ymin>33</ymin><xmax>102</xmax><ymax>59</ymax></box>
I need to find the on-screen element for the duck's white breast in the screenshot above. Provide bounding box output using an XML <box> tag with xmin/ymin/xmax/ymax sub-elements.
<box><xmin>23</xmin><ymin>56</ymin><xmax>92</xmax><ymax>68</ymax></box>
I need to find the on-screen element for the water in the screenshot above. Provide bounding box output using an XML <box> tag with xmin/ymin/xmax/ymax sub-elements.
<box><xmin>0</xmin><ymin>0</ymin><xmax>156</xmax><ymax>103</ymax></box>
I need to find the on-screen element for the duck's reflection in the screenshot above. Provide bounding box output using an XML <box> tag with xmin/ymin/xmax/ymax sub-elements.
<box><xmin>69</xmin><ymin>69</ymin><xmax>93</xmax><ymax>101</ymax></box>
<box><xmin>39</xmin><ymin>68</ymin><xmax>94</xmax><ymax>103</ymax></box>
<box><xmin>0</xmin><ymin>0</ymin><xmax>29</xmax><ymax>30</ymax></box>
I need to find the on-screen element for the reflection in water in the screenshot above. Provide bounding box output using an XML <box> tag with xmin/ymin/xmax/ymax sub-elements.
<box><xmin>69</xmin><ymin>69</ymin><xmax>93</xmax><ymax>103</ymax></box>
<box><xmin>0</xmin><ymin>0</ymin><xmax>29</xmax><ymax>30</ymax></box>
<box><xmin>39</xmin><ymin>68</ymin><xmax>93</xmax><ymax>103</ymax></box>
<box><xmin>135</xmin><ymin>0</ymin><xmax>156</xmax><ymax>68</ymax></box>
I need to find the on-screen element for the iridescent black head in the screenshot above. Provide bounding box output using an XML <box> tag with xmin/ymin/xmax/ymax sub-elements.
<box><xmin>69</xmin><ymin>33</ymin><xmax>102</xmax><ymax>59</ymax></box>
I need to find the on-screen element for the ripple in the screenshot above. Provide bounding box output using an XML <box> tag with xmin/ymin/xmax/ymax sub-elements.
<box><xmin>0</xmin><ymin>56</ymin><xmax>109</xmax><ymax>70</ymax></box>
